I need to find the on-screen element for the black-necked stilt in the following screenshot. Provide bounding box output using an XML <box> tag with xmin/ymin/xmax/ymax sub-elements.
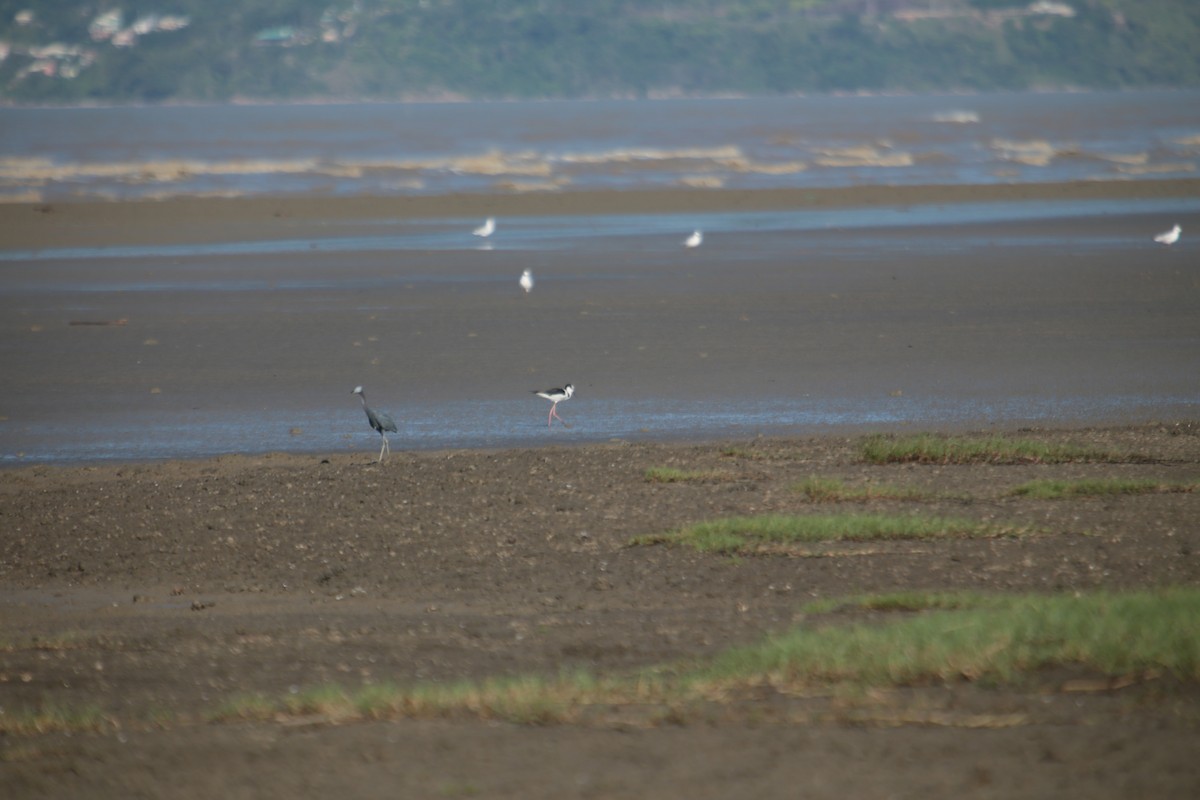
<box><xmin>1154</xmin><ymin>224</ymin><xmax>1181</xmax><ymax>245</ymax></box>
<box><xmin>473</xmin><ymin>217</ymin><xmax>496</xmax><ymax>238</ymax></box>
<box><xmin>351</xmin><ymin>385</ymin><xmax>398</xmax><ymax>462</ymax></box>
<box><xmin>532</xmin><ymin>383</ymin><xmax>573</xmax><ymax>427</ymax></box>
<box><xmin>684</xmin><ymin>229</ymin><xmax>703</xmax><ymax>248</ymax></box>
<box><xmin>520</xmin><ymin>269</ymin><xmax>534</xmax><ymax>293</ymax></box>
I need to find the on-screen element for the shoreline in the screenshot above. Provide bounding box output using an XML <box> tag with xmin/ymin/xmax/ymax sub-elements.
<box><xmin>6</xmin><ymin>396</ymin><xmax>1198</xmax><ymax>470</ymax></box>
<box><xmin>5</xmin><ymin>86</ymin><xmax>1196</xmax><ymax>110</ymax></box>
<box><xmin>4</xmin><ymin>421</ymin><xmax>1197</xmax><ymax>477</ymax></box>
<box><xmin>3</xmin><ymin>178</ymin><xmax>1198</xmax><ymax>250</ymax></box>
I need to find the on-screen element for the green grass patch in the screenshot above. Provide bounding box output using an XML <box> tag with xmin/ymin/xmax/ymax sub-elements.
<box><xmin>0</xmin><ymin>703</ymin><xmax>110</xmax><ymax>736</ymax></box>
<box><xmin>1009</xmin><ymin>477</ymin><xmax>1197</xmax><ymax>499</ymax></box>
<box><xmin>644</xmin><ymin>466</ymin><xmax>730</xmax><ymax>483</ymax></box>
<box><xmin>213</xmin><ymin>589</ymin><xmax>1200</xmax><ymax>727</ymax></box>
<box><xmin>208</xmin><ymin>692</ymin><xmax>277</xmax><ymax>723</ymax></box>
<box><xmin>286</xmin><ymin>684</ymin><xmax>356</xmax><ymax>717</ymax></box>
<box><xmin>794</xmin><ymin>475</ymin><xmax>932</xmax><ymax>502</ymax></box>
<box><xmin>355</xmin><ymin>675</ymin><xmax>581</xmax><ymax>725</ymax></box>
<box><xmin>18</xmin><ymin>590</ymin><xmax>1199</xmax><ymax>733</ymax></box>
<box><xmin>631</xmin><ymin>513</ymin><xmax>1027</xmax><ymax>554</ymax></box>
<box><xmin>860</xmin><ymin>434</ymin><xmax>1127</xmax><ymax>465</ymax></box>
<box><xmin>696</xmin><ymin>588</ymin><xmax>1200</xmax><ymax>688</ymax></box>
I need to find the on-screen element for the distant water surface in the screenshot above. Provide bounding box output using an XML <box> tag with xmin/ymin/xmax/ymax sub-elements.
<box><xmin>2</xmin><ymin>91</ymin><xmax>1198</xmax><ymax>201</ymax></box>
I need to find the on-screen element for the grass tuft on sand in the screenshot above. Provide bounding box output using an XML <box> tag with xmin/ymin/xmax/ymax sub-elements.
<box><xmin>1008</xmin><ymin>477</ymin><xmax>1197</xmax><ymax>499</ymax></box>
<box><xmin>0</xmin><ymin>703</ymin><xmax>110</xmax><ymax>736</ymax></box>
<box><xmin>793</xmin><ymin>476</ymin><xmax>934</xmax><ymax>502</ymax></box>
<box><xmin>630</xmin><ymin>513</ymin><xmax>1029</xmax><ymax>554</ymax></box>
<box><xmin>644</xmin><ymin>466</ymin><xmax>731</xmax><ymax>483</ymax></box>
<box><xmin>212</xmin><ymin>672</ymin><xmax>619</xmax><ymax>727</ymax></box>
<box><xmin>860</xmin><ymin>434</ymin><xmax>1129</xmax><ymax>464</ymax></box>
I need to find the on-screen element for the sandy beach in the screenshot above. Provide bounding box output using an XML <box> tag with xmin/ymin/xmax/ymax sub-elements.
<box><xmin>2</xmin><ymin>180</ymin><xmax>1199</xmax><ymax>797</ymax></box>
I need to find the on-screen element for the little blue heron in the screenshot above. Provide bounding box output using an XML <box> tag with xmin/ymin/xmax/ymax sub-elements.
<box><xmin>351</xmin><ymin>385</ymin><xmax>398</xmax><ymax>462</ymax></box>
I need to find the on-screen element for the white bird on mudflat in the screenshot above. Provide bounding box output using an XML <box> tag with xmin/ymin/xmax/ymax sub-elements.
<box><xmin>519</xmin><ymin>269</ymin><xmax>534</xmax><ymax>293</ymax></box>
<box><xmin>532</xmin><ymin>383</ymin><xmax>573</xmax><ymax>428</ymax></box>
<box><xmin>1154</xmin><ymin>224</ymin><xmax>1181</xmax><ymax>246</ymax></box>
<box><xmin>683</xmin><ymin>229</ymin><xmax>703</xmax><ymax>248</ymax></box>
<box><xmin>473</xmin><ymin>217</ymin><xmax>496</xmax><ymax>238</ymax></box>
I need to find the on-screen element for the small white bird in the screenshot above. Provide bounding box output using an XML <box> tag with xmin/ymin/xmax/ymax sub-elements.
<box><xmin>1154</xmin><ymin>224</ymin><xmax>1181</xmax><ymax>246</ymax></box>
<box><xmin>519</xmin><ymin>269</ymin><xmax>534</xmax><ymax>293</ymax></box>
<box><xmin>532</xmin><ymin>383</ymin><xmax>573</xmax><ymax>428</ymax></box>
<box><xmin>684</xmin><ymin>229</ymin><xmax>703</xmax><ymax>248</ymax></box>
<box><xmin>473</xmin><ymin>217</ymin><xmax>496</xmax><ymax>238</ymax></box>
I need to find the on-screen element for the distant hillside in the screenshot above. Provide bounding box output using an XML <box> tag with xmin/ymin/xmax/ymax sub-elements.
<box><xmin>2</xmin><ymin>0</ymin><xmax>1198</xmax><ymax>104</ymax></box>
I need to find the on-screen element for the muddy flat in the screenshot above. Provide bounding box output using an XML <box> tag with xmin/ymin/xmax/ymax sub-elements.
<box><xmin>3</xmin><ymin>423</ymin><xmax>1199</xmax><ymax>798</ymax></box>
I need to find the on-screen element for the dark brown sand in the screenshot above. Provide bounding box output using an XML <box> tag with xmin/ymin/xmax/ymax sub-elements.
<box><xmin>2</xmin><ymin>183</ymin><xmax>1199</xmax><ymax>798</ymax></box>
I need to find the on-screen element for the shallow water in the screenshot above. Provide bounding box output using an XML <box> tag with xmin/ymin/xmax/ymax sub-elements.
<box><xmin>2</xmin><ymin>198</ymin><xmax>1197</xmax><ymax>465</ymax></box>
<box><xmin>5</xmin><ymin>393</ymin><xmax>1196</xmax><ymax>465</ymax></box>
<box><xmin>1</xmin><ymin>92</ymin><xmax>1198</xmax><ymax>464</ymax></box>
<box><xmin>2</xmin><ymin>91</ymin><xmax>1198</xmax><ymax>201</ymax></box>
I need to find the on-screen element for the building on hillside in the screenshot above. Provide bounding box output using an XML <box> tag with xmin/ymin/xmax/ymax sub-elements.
<box><xmin>89</xmin><ymin>10</ymin><xmax>122</xmax><ymax>41</ymax></box>
<box><xmin>156</xmin><ymin>15</ymin><xmax>191</xmax><ymax>31</ymax></box>
<box><xmin>1028</xmin><ymin>2</ymin><xmax>1076</xmax><ymax>17</ymax></box>
<box><xmin>131</xmin><ymin>15</ymin><xmax>159</xmax><ymax>35</ymax></box>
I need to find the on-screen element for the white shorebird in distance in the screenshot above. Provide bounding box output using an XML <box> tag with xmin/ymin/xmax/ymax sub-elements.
<box><xmin>684</xmin><ymin>229</ymin><xmax>703</xmax><ymax>248</ymax></box>
<box><xmin>532</xmin><ymin>383</ymin><xmax>573</xmax><ymax>428</ymax></box>
<box><xmin>520</xmin><ymin>269</ymin><xmax>534</xmax><ymax>293</ymax></box>
<box><xmin>1154</xmin><ymin>224</ymin><xmax>1181</xmax><ymax>246</ymax></box>
<box><xmin>473</xmin><ymin>217</ymin><xmax>496</xmax><ymax>238</ymax></box>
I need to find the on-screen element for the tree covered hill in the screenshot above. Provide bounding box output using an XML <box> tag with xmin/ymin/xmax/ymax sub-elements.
<box><xmin>2</xmin><ymin>0</ymin><xmax>1198</xmax><ymax>104</ymax></box>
